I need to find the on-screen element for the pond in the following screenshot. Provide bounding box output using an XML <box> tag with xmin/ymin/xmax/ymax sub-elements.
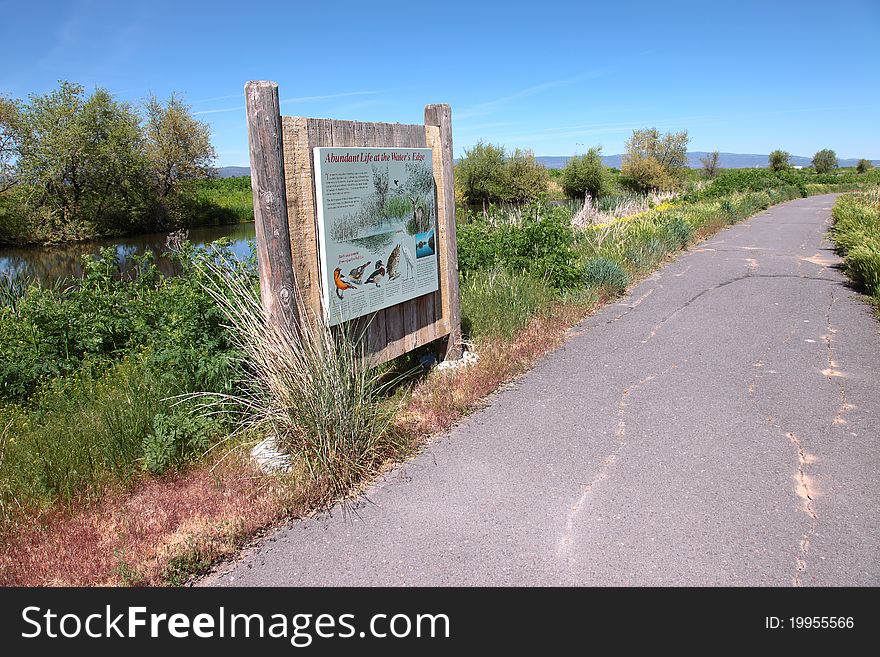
<box><xmin>0</xmin><ymin>222</ymin><xmax>257</xmax><ymax>284</ymax></box>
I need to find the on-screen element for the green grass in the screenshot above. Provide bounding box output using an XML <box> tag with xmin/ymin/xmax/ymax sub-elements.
<box><xmin>830</xmin><ymin>190</ymin><xmax>880</xmax><ymax>312</ymax></box>
<box><xmin>461</xmin><ymin>269</ymin><xmax>557</xmax><ymax>340</ymax></box>
<box><xmin>185</xmin><ymin>176</ymin><xmax>254</xmax><ymax>225</ymax></box>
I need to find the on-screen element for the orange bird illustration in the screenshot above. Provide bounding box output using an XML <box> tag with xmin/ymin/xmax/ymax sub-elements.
<box><xmin>334</xmin><ymin>268</ymin><xmax>355</xmax><ymax>300</ymax></box>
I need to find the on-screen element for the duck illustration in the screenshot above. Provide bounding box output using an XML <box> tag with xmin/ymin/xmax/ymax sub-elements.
<box><xmin>364</xmin><ymin>260</ymin><xmax>385</xmax><ymax>287</ymax></box>
<box><xmin>333</xmin><ymin>268</ymin><xmax>355</xmax><ymax>300</ymax></box>
<box><xmin>348</xmin><ymin>261</ymin><xmax>371</xmax><ymax>284</ymax></box>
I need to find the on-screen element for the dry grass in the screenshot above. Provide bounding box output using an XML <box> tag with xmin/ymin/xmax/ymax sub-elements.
<box><xmin>0</xmin><ymin>454</ymin><xmax>304</xmax><ymax>586</ymax></box>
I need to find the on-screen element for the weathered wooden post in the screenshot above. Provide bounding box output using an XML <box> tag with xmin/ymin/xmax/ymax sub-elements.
<box><xmin>244</xmin><ymin>80</ymin><xmax>299</xmax><ymax>333</ymax></box>
<box><xmin>425</xmin><ymin>104</ymin><xmax>462</xmax><ymax>360</ymax></box>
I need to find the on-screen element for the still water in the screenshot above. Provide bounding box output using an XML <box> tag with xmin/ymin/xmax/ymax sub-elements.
<box><xmin>0</xmin><ymin>222</ymin><xmax>257</xmax><ymax>284</ymax></box>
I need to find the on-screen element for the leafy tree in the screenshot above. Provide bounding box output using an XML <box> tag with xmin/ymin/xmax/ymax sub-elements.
<box><xmin>856</xmin><ymin>158</ymin><xmax>875</xmax><ymax>174</ymax></box>
<box><xmin>700</xmin><ymin>150</ymin><xmax>720</xmax><ymax>178</ymax></box>
<box><xmin>561</xmin><ymin>147</ymin><xmax>608</xmax><ymax>199</ymax></box>
<box><xmin>503</xmin><ymin>149</ymin><xmax>549</xmax><ymax>204</ymax></box>
<box><xmin>456</xmin><ymin>141</ymin><xmax>507</xmax><ymax>211</ymax></box>
<box><xmin>812</xmin><ymin>148</ymin><xmax>838</xmax><ymax>174</ymax></box>
<box><xmin>0</xmin><ymin>95</ymin><xmax>21</xmax><ymax>193</ymax></box>
<box><xmin>620</xmin><ymin>128</ymin><xmax>689</xmax><ymax>192</ymax></box>
<box><xmin>1</xmin><ymin>82</ymin><xmax>219</xmax><ymax>242</ymax></box>
<box><xmin>768</xmin><ymin>150</ymin><xmax>791</xmax><ymax>172</ymax></box>
<box><xmin>143</xmin><ymin>94</ymin><xmax>215</xmax><ymax>200</ymax></box>
<box><xmin>14</xmin><ymin>82</ymin><xmax>147</xmax><ymax>237</ymax></box>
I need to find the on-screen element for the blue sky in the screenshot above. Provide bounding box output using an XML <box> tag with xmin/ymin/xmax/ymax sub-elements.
<box><xmin>4</xmin><ymin>0</ymin><xmax>878</xmax><ymax>166</ymax></box>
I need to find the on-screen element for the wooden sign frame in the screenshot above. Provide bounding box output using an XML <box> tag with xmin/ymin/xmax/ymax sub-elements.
<box><xmin>245</xmin><ymin>80</ymin><xmax>461</xmax><ymax>364</ymax></box>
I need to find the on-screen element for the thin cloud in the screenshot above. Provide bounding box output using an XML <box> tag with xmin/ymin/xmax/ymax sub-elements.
<box><xmin>456</xmin><ymin>70</ymin><xmax>609</xmax><ymax>120</ymax></box>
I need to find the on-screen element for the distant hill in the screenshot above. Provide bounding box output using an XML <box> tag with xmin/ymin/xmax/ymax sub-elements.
<box><xmin>219</xmin><ymin>153</ymin><xmax>878</xmax><ymax>178</ymax></box>
<box><xmin>214</xmin><ymin>166</ymin><xmax>251</xmax><ymax>178</ymax></box>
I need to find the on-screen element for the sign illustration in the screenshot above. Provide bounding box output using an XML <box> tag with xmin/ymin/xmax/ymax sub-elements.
<box><xmin>313</xmin><ymin>147</ymin><xmax>439</xmax><ymax>326</ymax></box>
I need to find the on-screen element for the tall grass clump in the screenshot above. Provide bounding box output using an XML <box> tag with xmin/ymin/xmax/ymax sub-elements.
<box><xmin>461</xmin><ymin>269</ymin><xmax>556</xmax><ymax>340</ymax></box>
<box><xmin>830</xmin><ymin>190</ymin><xmax>880</xmax><ymax>310</ymax></box>
<box><xmin>195</xmin><ymin>260</ymin><xmax>396</xmax><ymax>503</ymax></box>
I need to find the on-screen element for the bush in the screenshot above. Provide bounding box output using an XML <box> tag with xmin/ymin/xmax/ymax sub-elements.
<box><xmin>583</xmin><ymin>257</ymin><xmax>629</xmax><ymax>294</ymax></box>
<box><xmin>620</xmin><ymin>155</ymin><xmax>674</xmax><ymax>193</ymax></box>
<box><xmin>504</xmin><ymin>149</ymin><xmax>550</xmax><ymax>204</ymax></box>
<box><xmin>856</xmin><ymin>159</ymin><xmax>874</xmax><ymax>175</ymax></box>
<box><xmin>561</xmin><ymin>147</ymin><xmax>609</xmax><ymax>200</ymax></box>
<box><xmin>455</xmin><ymin>142</ymin><xmax>548</xmax><ymax>208</ymax></box>
<box><xmin>142</xmin><ymin>410</ymin><xmax>219</xmax><ymax>474</ymax></box>
<box><xmin>620</xmin><ymin>128</ymin><xmax>689</xmax><ymax>192</ymax></box>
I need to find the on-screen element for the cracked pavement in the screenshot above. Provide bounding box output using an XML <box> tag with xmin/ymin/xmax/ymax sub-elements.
<box><xmin>204</xmin><ymin>195</ymin><xmax>880</xmax><ymax>587</ymax></box>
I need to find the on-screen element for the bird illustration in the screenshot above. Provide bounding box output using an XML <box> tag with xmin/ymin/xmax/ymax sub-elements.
<box><xmin>348</xmin><ymin>261</ymin><xmax>371</xmax><ymax>284</ymax></box>
<box><xmin>387</xmin><ymin>245</ymin><xmax>401</xmax><ymax>281</ymax></box>
<box><xmin>364</xmin><ymin>260</ymin><xmax>385</xmax><ymax>287</ymax></box>
<box><xmin>333</xmin><ymin>268</ymin><xmax>355</xmax><ymax>300</ymax></box>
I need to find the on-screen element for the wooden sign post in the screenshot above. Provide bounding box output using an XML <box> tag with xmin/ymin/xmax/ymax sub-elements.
<box><xmin>245</xmin><ymin>80</ymin><xmax>461</xmax><ymax>364</ymax></box>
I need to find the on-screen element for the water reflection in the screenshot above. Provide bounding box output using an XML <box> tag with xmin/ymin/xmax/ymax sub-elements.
<box><xmin>0</xmin><ymin>223</ymin><xmax>257</xmax><ymax>284</ymax></box>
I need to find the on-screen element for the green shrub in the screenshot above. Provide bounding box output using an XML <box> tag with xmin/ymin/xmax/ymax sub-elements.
<box><xmin>857</xmin><ymin>159</ymin><xmax>874</xmax><ymax>175</ymax></box>
<box><xmin>561</xmin><ymin>147</ymin><xmax>609</xmax><ymax>200</ymax></box>
<box><xmin>583</xmin><ymin>257</ymin><xmax>629</xmax><ymax>294</ymax></box>
<box><xmin>142</xmin><ymin>410</ymin><xmax>219</xmax><ymax>474</ymax></box>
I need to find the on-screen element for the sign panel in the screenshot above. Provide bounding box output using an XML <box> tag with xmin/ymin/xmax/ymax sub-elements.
<box><xmin>313</xmin><ymin>147</ymin><xmax>439</xmax><ymax>326</ymax></box>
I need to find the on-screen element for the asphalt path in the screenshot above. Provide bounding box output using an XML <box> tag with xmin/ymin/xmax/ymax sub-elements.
<box><xmin>204</xmin><ymin>194</ymin><xmax>879</xmax><ymax>586</ymax></box>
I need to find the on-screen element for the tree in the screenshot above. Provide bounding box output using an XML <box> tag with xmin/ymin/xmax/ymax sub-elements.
<box><xmin>768</xmin><ymin>150</ymin><xmax>791</xmax><ymax>172</ymax></box>
<box><xmin>455</xmin><ymin>141</ymin><xmax>507</xmax><ymax>211</ymax></box>
<box><xmin>856</xmin><ymin>158</ymin><xmax>875</xmax><ymax>174</ymax></box>
<box><xmin>700</xmin><ymin>150</ymin><xmax>720</xmax><ymax>178</ymax></box>
<box><xmin>0</xmin><ymin>95</ymin><xmax>21</xmax><ymax>193</ymax></box>
<box><xmin>14</xmin><ymin>82</ymin><xmax>146</xmax><ymax>236</ymax></box>
<box><xmin>812</xmin><ymin>149</ymin><xmax>838</xmax><ymax>174</ymax></box>
<box><xmin>620</xmin><ymin>128</ymin><xmax>689</xmax><ymax>193</ymax></box>
<box><xmin>503</xmin><ymin>149</ymin><xmax>549</xmax><ymax>204</ymax></box>
<box><xmin>561</xmin><ymin>147</ymin><xmax>608</xmax><ymax>199</ymax></box>
<box><xmin>143</xmin><ymin>94</ymin><xmax>215</xmax><ymax>199</ymax></box>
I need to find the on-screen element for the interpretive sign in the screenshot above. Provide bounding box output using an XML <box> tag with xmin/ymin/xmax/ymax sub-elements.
<box><xmin>313</xmin><ymin>147</ymin><xmax>439</xmax><ymax>326</ymax></box>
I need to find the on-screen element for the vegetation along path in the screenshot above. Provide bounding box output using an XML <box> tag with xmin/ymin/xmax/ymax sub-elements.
<box><xmin>204</xmin><ymin>194</ymin><xmax>879</xmax><ymax>586</ymax></box>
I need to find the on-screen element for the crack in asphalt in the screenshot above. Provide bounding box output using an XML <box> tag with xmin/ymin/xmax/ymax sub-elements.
<box><xmin>746</xmin><ymin>328</ymin><xmax>820</xmax><ymax>587</ymax></box>
<box><xmin>823</xmin><ymin>288</ymin><xmax>852</xmax><ymax>427</ymax></box>
<box><xmin>641</xmin><ymin>273</ymin><xmax>839</xmax><ymax>345</ymax></box>
<box><xmin>557</xmin><ymin>362</ymin><xmax>683</xmax><ymax>561</ymax></box>
<box><xmin>762</xmin><ymin>413</ymin><xmax>819</xmax><ymax>587</ymax></box>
